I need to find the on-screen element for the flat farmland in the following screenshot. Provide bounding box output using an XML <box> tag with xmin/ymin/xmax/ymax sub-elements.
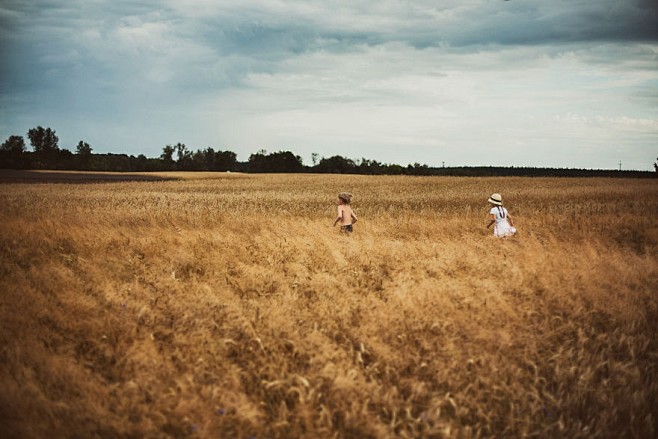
<box><xmin>1</xmin><ymin>172</ymin><xmax>656</xmax><ymax>438</ymax></box>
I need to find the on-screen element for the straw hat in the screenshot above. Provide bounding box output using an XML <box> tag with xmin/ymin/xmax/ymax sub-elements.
<box><xmin>488</xmin><ymin>193</ymin><xmax>502</xmax><ymax>205</ymax></box>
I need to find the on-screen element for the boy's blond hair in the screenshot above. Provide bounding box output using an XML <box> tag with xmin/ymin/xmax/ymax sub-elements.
<box><xmin>338</xmin><ymin>192</ymin><xmax>352</xmax><ymax>204</ymax></box>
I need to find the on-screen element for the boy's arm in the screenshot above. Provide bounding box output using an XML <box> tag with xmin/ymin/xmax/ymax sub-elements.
<box><xmin>333</xmin><ymin>207</ymin><xmax>342</xmax><ymax>226</ymax></box>
<box><xmin>351</xmin><ymin>209</ymin><xmax>358</xmax><ymax>223</ymax></box>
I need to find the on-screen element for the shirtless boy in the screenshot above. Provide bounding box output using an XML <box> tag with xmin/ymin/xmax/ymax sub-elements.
<box><xmin>333</xmin><ymin>192</ymin><xmax>358</xmax><ymax>233</ymax></box>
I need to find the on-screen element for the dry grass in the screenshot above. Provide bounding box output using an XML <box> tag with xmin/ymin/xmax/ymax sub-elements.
<box><xmin>1</xmin><ymin>172</ymin><xmax>656</xmax><ymax>438</ymax></box>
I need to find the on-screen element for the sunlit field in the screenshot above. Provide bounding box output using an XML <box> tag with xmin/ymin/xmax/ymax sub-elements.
<box><xmin>1</xmin><ymin>172</ymin><xmax>656</xmax><ymax>438</ymax></box>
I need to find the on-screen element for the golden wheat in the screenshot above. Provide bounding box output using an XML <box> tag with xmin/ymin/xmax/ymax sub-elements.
<box><xmin>0</xmin><ymin>172</ymin><xmax>656</xmax><ymax>438</ymax></box>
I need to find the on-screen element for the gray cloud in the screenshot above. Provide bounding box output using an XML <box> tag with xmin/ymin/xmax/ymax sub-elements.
<box><xmin>1</xmin><ymin>0</ymin><xmax>657</xmax><ymax>169</ymax></box>
<box><xmin>3</xmin><ymin>1</ymin><xmax>656</xmax><ymax>87</ymax></box>
<box><xmin>176</xmin><ymin>1</ymin><xmax>658</xmax><ymax>51</ymax></box>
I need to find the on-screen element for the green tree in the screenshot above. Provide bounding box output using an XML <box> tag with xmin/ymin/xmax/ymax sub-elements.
<box><xmin>75</xmin><ymin>141</ymin><xmax>93</xmax><ymax>170</ymax></box>
<box><xmin>76</xmin><ymin>141</ymin><xmax>92</xmax><ymax>156</ymax></box>
<box><xmin>248</xmin><ymin>150</ymin><xmax>303</xmax><ymax>173</ymax></box>
<box><xmin>247</xmin><ymin>150</ymin><xmax>268</xmax><ymax>172</ymax></box>
<box><xmin>27</xmin><ymin>126</ymin><xmax>59</xmax><ymax>154</ymax></box>
<box><xmin>0</xmin><ymin>135</ymin><xmax>28</xmax><ymax>168</ymax></box>
<box><xmin>175</xmin><ymin>142</ymin><xmax>190</xmax><ymax>162</ymax></box>
<box><xmin>191</xmin><ymin>149</ymin><xmax>209</xmax><ymax>171</ymax></box>
<box><xmin>174</xmin><ymin>142</ymin><xmax>193</xmax><ymax>170</ymax></box>
<box><xmin>161</xmin><ymin>145</ymin><xmax>175</xmax><ymax>163</ymax></box>
<box><xmin>357</xmin><ymin>158</ymin><xmax>383</xmax><ymax>175</ymax></box>
<box><xmin>1</xmin><ymin>135</ymin><xmax>26</xmax><ymax>154</ymax></box>
<box><xmin>214</xmin><ymin>150</ymin><xmax>238</xmax><ymax>172</ymax></box>
<box><xmin>315</xmin><ymin>155</ymin><xmax>356</xmax><ymax>174</ymax></box>
<box><xmin>134</xmin><ymin>154</ymin><xmax>150</xmax><ymax>171</ymax></box>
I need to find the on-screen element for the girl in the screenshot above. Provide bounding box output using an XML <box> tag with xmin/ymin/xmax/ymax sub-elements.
<box><xmin>486</xmin><ymin>193</ymin><xmax>516</xmax><ymax>237</ymax></box>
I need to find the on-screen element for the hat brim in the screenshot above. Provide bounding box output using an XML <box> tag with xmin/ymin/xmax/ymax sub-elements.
<box><xmin>488</xmin><ymin>198</ymin><xmax>502</xmax><ymax>205</ymax></box>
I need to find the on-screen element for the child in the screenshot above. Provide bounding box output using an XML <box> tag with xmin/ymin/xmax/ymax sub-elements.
<box><xmin>333</xmin><ymin>192</ymin><xmax>358</xmax><ymax>233</ymax></box>
<box><xmin>486</xmin><ymin>193</ymin><xmax>516</xmax><ymax>237</ymax></box>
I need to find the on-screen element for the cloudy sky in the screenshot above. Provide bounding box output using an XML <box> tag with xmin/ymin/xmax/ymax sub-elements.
<box><xmin>1</xmin><ymin>0</ymin><xmax>657</xmax><ymax>169</ymax></box>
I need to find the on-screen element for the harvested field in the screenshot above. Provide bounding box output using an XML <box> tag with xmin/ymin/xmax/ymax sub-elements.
<box><xmin>0</xmin><ymin>170</ymin><xmax>177</xmax><ymax>184</ymax></box>
<box><xmin>1</xmin><ymin>172</ymin><xmax>656</xmax><ymax>438</ymax></box>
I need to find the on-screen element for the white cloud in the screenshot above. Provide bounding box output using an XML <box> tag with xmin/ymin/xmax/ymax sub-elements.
<box><xmin>555</xmin><ymin>114</ymin><xmax>658</xmax><ymax>133</ymax></box>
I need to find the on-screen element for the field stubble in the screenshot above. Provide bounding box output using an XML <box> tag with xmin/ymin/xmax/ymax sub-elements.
<box><xmin>0</xmin><ymin>173</ymin><xmax>657</xmax><ymax>438</ymax></box>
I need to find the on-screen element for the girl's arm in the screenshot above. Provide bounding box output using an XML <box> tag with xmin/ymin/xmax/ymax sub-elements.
<box><xmin>486</xmin><ymin>213</ymin><xmax>495</xmax><ymax>229</ymax></box>
<box><xmin>507</xmin><ymin>213</ymin><xmax>514</xmax><ymax>227</ymax></box>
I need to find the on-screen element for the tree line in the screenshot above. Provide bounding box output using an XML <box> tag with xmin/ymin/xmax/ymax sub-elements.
<box><xmin>1</xmin><ymin>126</ymin><xmax>655</xmax><ymax>177</ymax></box>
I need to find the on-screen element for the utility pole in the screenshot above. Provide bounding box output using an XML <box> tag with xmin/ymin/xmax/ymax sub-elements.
<box><xmin>618</xmin><ymin>160</ymin><xmax>622</xmax><ymax>171</ymax></box>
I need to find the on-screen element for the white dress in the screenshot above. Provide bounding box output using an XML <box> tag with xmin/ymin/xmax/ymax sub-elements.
<box><xmin>490</xmin><ymin>206</ymin><xmax>516</xmax><ymax>237</ymax></box>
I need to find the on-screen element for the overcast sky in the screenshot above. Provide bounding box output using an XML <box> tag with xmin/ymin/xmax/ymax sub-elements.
<box><xmin>1</xmin><ymin>0</ymin><xmax>657</xmax><ymax>169</ymax></box>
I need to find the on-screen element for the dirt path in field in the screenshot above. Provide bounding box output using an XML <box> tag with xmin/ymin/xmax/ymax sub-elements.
<box><xmin>0</xmin><ymin>170</ymin><xmax>178</xmax><ymax>184</ymax></box>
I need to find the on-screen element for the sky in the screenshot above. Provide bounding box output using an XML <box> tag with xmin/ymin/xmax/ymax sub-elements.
<box><xmin>1</xmin><ymin>0</ymin><xmax>657</xmax><ymax>170</ymax></box>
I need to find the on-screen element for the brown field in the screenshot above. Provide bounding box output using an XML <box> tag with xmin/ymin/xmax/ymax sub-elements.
<box><xmin>1</xmin><ymin>171</ymin><xmax>657</xmax><ymax>438</ymax></box>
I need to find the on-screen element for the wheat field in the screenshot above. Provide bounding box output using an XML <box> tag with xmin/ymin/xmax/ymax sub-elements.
<box><xmin>1</xmin><ymin>172</ymin><xmax>656</xmax><ymax>438</ymax></box>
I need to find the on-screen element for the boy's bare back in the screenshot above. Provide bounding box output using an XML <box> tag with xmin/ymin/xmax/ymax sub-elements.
<box><xmin>337</xmin><ymin>204</ymin><xmax>356</xmax><ymax>226</ymax></box>
<box><xmin>333</xmin><ymin>193</ymin><xmax>358</xmax><ymax>230</ymax></box>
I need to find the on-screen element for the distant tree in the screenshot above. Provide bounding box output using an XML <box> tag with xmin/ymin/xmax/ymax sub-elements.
<box><xmin>1</xmin><ymin>135</ymin><xmax>26</xmax><ymax>154</ymax></box>
<box><xmin>407</xmin><ymin>162</ymin><xmax>431</xmax><ymax>176</ymax></box>
<box><xmin>248</xmin><ymin>150</ymin><xmax>267</xmax><ymax>172</ymax></box>
<box><xmin>191</xmin><ymin>149</ymin><xmax>209</xmax><ymax>170</ymax></box>
<box><xmin>384</xmin><ymin>163</ymin><xmax>404</xmax><ymax>175</ymax></box>
<box><xmin>133</xmin><ymin>154</ymin><xmax>158</xmax><ymax>171</ymax></box>
<box><xmin>175</xmin><ymin>143</ymin><xmax>190</xmax><ymax>162</ymax></box>
<box><xmin>74</xmin><ymin>141</ymin><xmax>93</xmax><ymax>169</ymax></box>
<box><xmin>315</xmin><ymin>155</ymin><xmax>357</xmax><ymax>174</ymax></box>
<box><xmin>357</xmin><ymin>157</ymin><xmax>383</xmax><ymax>175</ymax></box>
<box><xmin>654</xmin><ymin>157</ymin><xmax>657</xmax><ymax>173</ymax></box>
<box><xmin>174</xmin><ymin>142</ymin><xmax>193</xmax><ymax>170</ymax></box>
<box><xmin>58</xmin><ymin>148</ymin><xmax>74</xmax><ymax>167</ymax></box>
<box><xmin>27</xmin><ymin>126</ymin><xmax>59</xmax><ymax>154</ymax></box>
<box><xmin>209</xmin><ymin>148</ymin><xmax>237</xmax><ymax>171</ymax></box>
<box><xmin>248</xmin><ymin>150</ymin><xmax>303</xmax><ymax>173</ymax></box>
<box><xmin>161</xmin><ymin>144</ymin><xmax>175</xmax><ymax>166</ymax></box>
<box><xmin>98</xmin><ymin>153</ymin><xmax>131</xmax><ymax>171</ymax></box>
<box><xmin>0</xmin><ymin>135</ymin><xmax>28</xmax><ymax>168</ymax></box>
<box><xmin>268</xmin><ymin>151</ymin><xmax>303</xmax><ymax>172</ymax></box>
<box><xmin>311</xmin><ymin>152</ymin><xmax>319</xmax><ymax>166</ymax></box>
<box><xmin>221</xmin><ymin>151</ymin><xmax>237</xmax><ymax>171</ymax></box>
<box><xmin>27</xmin><ymin>126</ymin><xmax>64</xmax><ymax>168</ymax></box>
<box><xmin>76</xmin><ymin>141</ymin><xmax>92</xmax><ymax>156</ymax></box>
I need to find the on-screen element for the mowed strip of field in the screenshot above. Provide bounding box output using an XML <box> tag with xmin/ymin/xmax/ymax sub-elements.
<box><xmin>0</xmin><ymin>169</ymin><xmax>251</xmax><ymax>183</ymax></box>
<box><xmin>1</xmin><ymin>174</ymin><xmax>656</xmax><ymax>438</ymax></box>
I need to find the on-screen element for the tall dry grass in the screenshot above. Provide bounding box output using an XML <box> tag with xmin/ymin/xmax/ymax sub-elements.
<box><xmin>0</xmin><ymin>173</ymin><xmax>657</xmax><ymax>438</ymax></box>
